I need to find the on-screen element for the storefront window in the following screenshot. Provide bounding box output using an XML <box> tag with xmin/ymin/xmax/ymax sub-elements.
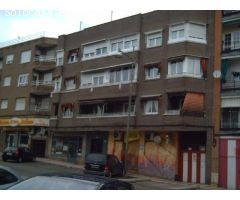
<box><xmin>51</xmin><ymin>136</ymin><xmax>83</xmax><ymax>157</ymax></box>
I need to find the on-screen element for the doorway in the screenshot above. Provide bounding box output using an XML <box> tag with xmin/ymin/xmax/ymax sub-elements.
<box><xmin>31</xmin><ymin>140</ymin><xmax>46</xmax><ymax>157</ymax></box>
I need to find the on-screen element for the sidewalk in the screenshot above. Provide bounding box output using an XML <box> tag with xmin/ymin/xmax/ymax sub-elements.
<box><xmin>36</xmin><ymin>157</ymin><xmax>221</xmax><ymax>190</ymax></box>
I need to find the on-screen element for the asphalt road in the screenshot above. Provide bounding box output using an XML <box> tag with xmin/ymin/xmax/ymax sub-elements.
<box><xmin>0</xmin><ymin>159</ymin><xmax>203</xmax><ymax>190</ymax></box>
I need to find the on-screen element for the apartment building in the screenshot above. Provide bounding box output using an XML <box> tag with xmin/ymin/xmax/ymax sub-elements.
<box><xmin>46</xmin><ymin>10</ymin><xmax>222</xmax><ymax>184</ymax></box>
<box><xmin>219</xmin><ymin>11</ymin><xmax>240</xmax><ymax>189</ymax></box>
<box><xmin>0</xmin><ymin>35</ymin><xmax>58</xmax><ymax>157</ymax></box>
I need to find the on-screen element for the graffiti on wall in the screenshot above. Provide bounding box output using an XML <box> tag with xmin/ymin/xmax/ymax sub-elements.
<box><xmin>138</xmin><ymin>141</ymin><xmax>177</xmax><ymax>179</ymax></box>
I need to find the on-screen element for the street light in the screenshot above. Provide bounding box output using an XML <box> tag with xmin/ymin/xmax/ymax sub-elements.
<box><xmin>115</xmin><ymin>47</ymin><xmax>135</xmax><ymax>177</ymax></box>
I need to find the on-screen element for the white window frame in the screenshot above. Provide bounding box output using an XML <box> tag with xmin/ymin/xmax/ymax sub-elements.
<box><xmin>145</xmin><ymin>66</ymin><xmax>160</xmax><ymax>80</ymax></box>
<box><xmin>18</xmin><ymin>74</ymin><xmax>29</xmax><ymax>86</ymax></box>
<box><xmin>144</xmin><ymin>100</ymin><xmax>159</xmax><ymax>115</ymax></box>
<box><xmin>3</xmin><ymin>76</ymin><xmax>11</xmax><ymax>86</ymax></box>
<box><xmin>20</xmin><ymin>50</ymin><xmax>31</xmax><ymax>64</ymax></box>
<box><xmin>6</xmin><ymin>54</ymin><xmax>14</xmax><ymax>64</ymax></box>
<box><xmin>65</xmin><ymin>78</ymin><xmax>76</xmax><ymax>90</ymax></box>
<box><xmin>0</xmin><ymin>99</ymin><xmax>8</xmax><ymax>109</ymax></box>
<box><xmin>93</xmin><ymin>75</ymin><xmax>104</xmax><ymax>86</ymax></box>
<box><xmin>146</xmin><ymin>30</ymin><xmax>162</xmax><ymax>48</ymax></box>
<box><xmin>168</xmin><ymin>22</ymin><xmax>207</xmax><ymax>44</ymax></box>
<box><xmin>54</xmin><ymin>77</ymin><xmax>62</xmax><ymax>92</ymax></box>
<box><xmin>167</xmin><ymin>56</ymin><xmax>203</xmax><ymax>78</ymax></box>
<box><xmin>15</xmin><ymin>98</ymin><xmax>26</xmax><ymax>111</ymax></box>
<box><xmin>56</xmin><ymin>50</ymin><xmax>64</xmax><ymax>66</ymax></box>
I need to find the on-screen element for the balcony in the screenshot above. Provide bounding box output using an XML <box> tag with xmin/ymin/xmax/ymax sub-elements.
<box><xmin>222</xmin><ymin>11</ymin><xmax>240</xmax><ymax>25</ymax></box>
<box><xmin>34</xmin><ymin>55</ymin><xmax>56</xmax><ymax>63</ymax></box>
<box><xmin>33</xmin><ymin>55</ymin><xmax>56</xmax><ymax>71</ymax></box>
<box><xmin>221</xmin><ymin>122</ymin><xmax>240</xmax><ymax>129</ymax></box>
<box><xmin>29</xmin><ymin>104</ymin><xmax>50</xmax><ymax>113</ymax></box>
<box><xmin>31</xmin><ymin>80</ymin><xmax>54</xmax><ymax>95</ymax></box>
<box><xmin>222</xmin><ymin>41</ymin><xmax>240</xmax><ymax>52</ymax></box>
<box><xmin>222</xmin><ymin>80</ymin><xmax>240</xmax><ymax>90</ymax></box>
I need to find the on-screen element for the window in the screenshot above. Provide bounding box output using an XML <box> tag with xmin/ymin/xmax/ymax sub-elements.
<box><xmin>0</xmin><ymin>99</ymin><xmax>8</xmax><ymax>109</ymax></box>
<box><xmin>62</xmin><ymin>104</ymin><xmax>74</xmax><ymax>118</ymax></box>
<box><xmin>168</xmin><ymin>23</ymin><xmax>206</xmax><ymax>44</ymax></box>
<box><xmin>6</xmin><ymin>54</ymin><xmax>14</xmax><ymax>64</ymax></box>
<box><xmin>65</xmin><ymin>78</ymin><xmax>76</xmax><ymax>90</ymax></box>
<box><xmin>144</xmin><ymin>100</ymin><xmax>158</xmax><ymax>114</ymax></box>
<box><xmin>68</xmin><ymin>49</ymin><xmax>79</xmax><ymax>63</ymax></box>
<box><xmin>15</xmin><ymin>98</ymin><xmax>26</xmax><ymax>111</ymax></box>
<box><xmin>96</xmin><ymin>47</ymin><xmax>107</xmax><ymax>56</ymax></box>
<box><xmin>93</xmin><ymin>75</ymin><xmax>104</xmax><ymax>86</ymax></box>
<box><xmin>20</xmin><ymin>50</ymin><xmax>31</xmax><ymax>64</ymax></box>
<box><xmin>54</xmin><ymin>77</ymin><xmax>62</xmax><ymax>92</ymax></box>
<box><xmin>111</xmin><ymin>41</ymin><xmax>123</xmax><ymax>52</ymax></box>
<box><xmin>168</xmin><ymin>57</ymin><xmax>202</xmax><ymax>78</ymax></box>
<box><xmin>169</xmin><ymin>24</ymin><xmax>185</xmax><ymax>42</ymax></box>
<box><xmin>168</xmin><ymin>60</ymin><xmax>183</xmax><ymax>76</ymax></box>
<box><xmin>3</xmin><ymin>76</ymin><xmax>11</xmax><ymax>86</ymax></box>
<box><xmin>110</xmin><ymin>34</ymin><xmax>139</xmax><ymax>53</ymax></box>
<box><xmin>18</xmin><ymin>74</ymin><xmax>29</xmax><ymax>86</ymax></box>
<box><xmin>146</xmin><ymin>31</ymin><xmax>162</xmax><ymax>48</ymax></box>
<box><xmin>145</xmin><ymin>65</ymin><xmax>160</xmax><ymax>79</ymax></box>
<box><xmin>56</xmin><ymin>50</ymin><xmax>64</xmax><ymax>66</ymax></box>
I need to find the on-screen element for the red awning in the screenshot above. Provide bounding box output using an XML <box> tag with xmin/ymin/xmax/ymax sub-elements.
<box><xmin>181</xmin><ymin>93</ymin><xmax>204</xmax><ymax>116</ymax></box>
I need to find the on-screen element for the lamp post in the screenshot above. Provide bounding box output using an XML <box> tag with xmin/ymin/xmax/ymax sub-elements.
<box><xmin>116</xmin><ymin>47</ymin><xmax>135</xmax><ymax>177</ymax></box>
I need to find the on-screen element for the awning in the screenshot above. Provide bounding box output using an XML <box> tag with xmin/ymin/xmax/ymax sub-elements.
<box><xmin>181</xmin><ymin>92</ymin><xmax>204</xmax><ymax>116</ymax></box>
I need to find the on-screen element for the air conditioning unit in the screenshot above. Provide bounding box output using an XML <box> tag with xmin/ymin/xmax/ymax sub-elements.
<box><xmin>145</xmin><ymin>132</ymin><xmax>155</xmax><ymax>142</ymax></box>
<box><xmin>114</xmin><ymin>131</ymin><xmax>123</xmax><ymax>141</ymax></box>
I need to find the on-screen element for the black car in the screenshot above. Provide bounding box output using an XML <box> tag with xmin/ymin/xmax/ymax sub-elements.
<box><xmin>2</xmin><ymin>146</ymin><xmax>36</xmax><ymax>163</ymax></box>
<box><xmin>84</xmin><ymin>153</ymin><xmax>125</xmax><ymax>177</ymax></box>
<box><xmin>8</xmin><ymin>173</ymin><xmax>134</xmax><ymax>190</ymax></box>
<box><xmin>0</xmin><ymin>165</ymin><xmax>22</xmax><ymax>189</ymax></box>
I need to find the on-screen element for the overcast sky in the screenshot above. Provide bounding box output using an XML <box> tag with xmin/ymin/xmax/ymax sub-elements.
<box><xmin>0</xmin><ymin>0</ymin><xmax>239</xmax><ymax>43</ymax></box>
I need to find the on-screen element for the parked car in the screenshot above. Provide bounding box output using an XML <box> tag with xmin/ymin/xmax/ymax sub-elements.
<box><xmin>8</xmin><ymin>173</ymin><xmax>134</xmax><ymax>190</ymax></box>
<box><xmin>0</xmin><ymin>165</ymin><xmax>22</xmax><ymax>189</ymax></box>
<box><xmin>84</xmin><ymin>153</ymin><xmax>125</xmax><ymax>177</ymax></box>
<box><xmin>2</xmin><ymin>147</ymin><xmax>36</xmax><ymax>163</ymax></box>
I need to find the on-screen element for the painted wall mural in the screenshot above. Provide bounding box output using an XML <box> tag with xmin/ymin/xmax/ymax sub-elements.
<box><xmin>138</xmin><ymin>140</ymin><xmax>177</xmax><ymax>179</ymax></box>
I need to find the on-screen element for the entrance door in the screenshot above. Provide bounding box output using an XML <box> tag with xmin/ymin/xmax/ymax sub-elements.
<box><xmin>31</xmin><ymin>140</ymin><xmax>46</xmax><ymax>157</ymax></box>
<box><xmin>180</xmin><ymin>150</ymin><xmax>206</xmax><ymax>183</ymax></box>
<box><xmin>90</xmin><ymin>138</ymin><xmax>103</xmax><ymax>153</ymax></box>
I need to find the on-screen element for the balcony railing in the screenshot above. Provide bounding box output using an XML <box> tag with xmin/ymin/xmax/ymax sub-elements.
<box><xmin>29</xmin><ymin>104</ymin><xmax>50</xmax><ymax>112</ymax></box>
<box><xmin>221</xmin><ymin>122</ymin><xmax>240</xmax><ymax>129</ymax></box>
<box><xmin>78</xmin><ymin>112</ymin><xmax>135</xmax><ymax>118</ymax></box>
<box><xmin>34</xmin><ymin>55</ymin><xmax>56</xmax><ymax>62</ymax></box>
<box><xmin>223</xmin><ymin>41</ymin><xmax>240</xmax><ymax>52</ymax></box>
<box><xmin>32</xmin><ymin>80</ymin><xmax>54</xmax><ymax>87</ymax></box>
<box><xmin>222</xmin><ymin>80</ymin><xmax>240</xmax><ymax>89</ymax></box>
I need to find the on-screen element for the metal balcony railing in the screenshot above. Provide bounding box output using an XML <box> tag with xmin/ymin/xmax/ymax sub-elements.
<box><xmin>221</xmin><ymin>122</ymin><xmax>240</xmax><ymax>129</ymax></box>
<box><xmin>29</xmin><ymin>104</ymin><xmax>50</xmax><ymax>112</ymax></box>
<box><xmin>223</xmin><ymin>41</ymin><xmax>240</xmax><ymax>52</ymax></box>
<box><xmin>78</xmin><ymin>111</ymin><xmax>135</xmax><ymax>118</ymax></box>
<box><xmin>222</xmin><ymin>80</ymin><xmax>240</xmax><ymax>89</ymax></box>
<box><xmin>32</xmin><ymin>80</ymin><xmax>54</xmax><ymax>87</ymax></box>
<box><xmin>34</xmin><ymin>55</ymin><xmax>56</xmax><ymax>62</ymax></box>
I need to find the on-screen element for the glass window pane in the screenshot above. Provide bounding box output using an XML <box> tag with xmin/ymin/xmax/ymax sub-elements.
<box><xmin>124</xmin><ymin>41</ymin><xmax>131</xmax><ymax>49</ymax></box>
<box><xmin>116</xmin><ymin>70</ymin><xmax>121</xmax><ymax>82</ymax></box>
<box><xmin>122</xmin><ymin>68</ymin><xmax>129</xmax><ymax>81</ymax></box>
<box><xmin>172</xmin><ymin>31</ymin><xmax>177</xmax><ymax>40</ymax></box>
<box><xmin>111</xmin><ymin>43</ymin><xmax>117</xmax><ymax>52</ymax></box>
<box><xmin>179</xmin><ymin>29</ymin><xmax>185</xmax><ymax>38</ymax></box>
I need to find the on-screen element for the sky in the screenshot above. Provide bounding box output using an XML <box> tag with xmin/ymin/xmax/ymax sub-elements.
<box><xmin>0</xmin><ymin>0</ymin><xmax>239</xmax><ymax>43</ymax></box>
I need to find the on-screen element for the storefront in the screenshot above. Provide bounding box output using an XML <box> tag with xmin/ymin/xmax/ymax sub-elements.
<box><xmin>0</xmin><ymin>117</ymin><xmax>49</xmax><ymax>153</ymax></box>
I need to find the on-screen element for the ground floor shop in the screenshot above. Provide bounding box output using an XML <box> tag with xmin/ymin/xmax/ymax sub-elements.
<box><xmin>49</xmin><ymin>131</ymin><xmax>108</xmax><ymax>164</ymax></box>
<box><xmin>107</xmin><ymin>130</ymin><xmax>211</xmax><ymax>183</ymax></box>
<box><xmin>0</xmin><ymin>117</ymin><xmax>49</xmax><ymax>157</ymax></box>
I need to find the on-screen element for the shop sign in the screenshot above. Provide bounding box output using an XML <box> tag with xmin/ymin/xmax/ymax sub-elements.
<box><xmin>0</xmin><ymin>118</ymin><xmax>49</xmax><ymax>127</ymax></box>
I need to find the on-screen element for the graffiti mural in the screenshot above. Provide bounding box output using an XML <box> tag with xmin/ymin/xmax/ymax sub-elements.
<box><xmin>138</xmin><ymin>137</ymin><xmax>177</xmax><ymax>179</ymax></box>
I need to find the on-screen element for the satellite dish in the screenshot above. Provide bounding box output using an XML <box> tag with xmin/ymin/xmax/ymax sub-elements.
<box><xmin>213</xmin><ymin>70</ymin><xmax>221</xmax><ymax>79</ymax></box>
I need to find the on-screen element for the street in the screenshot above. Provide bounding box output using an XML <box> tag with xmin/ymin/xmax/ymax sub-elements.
<box><xmin>0</xmin><ymin>159</ymin><xmax>212</xmax><ymax>190</ymax></box>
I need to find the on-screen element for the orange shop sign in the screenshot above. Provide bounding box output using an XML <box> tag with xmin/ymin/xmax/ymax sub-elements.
<box><xmin>0</xmin><ymin>118</ymin><xmax>49</xmax><ymax>127</ymax></box>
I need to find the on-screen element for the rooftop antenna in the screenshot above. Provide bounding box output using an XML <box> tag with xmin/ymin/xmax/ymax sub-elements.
<box><xmin>80</xmin><ymin>21</ymin><xmax>82</xmax><ymax>31</ymax></box>
<box><xmin>111</xmin><ymin>10</ymin><xmax>113</xmax><ymax>21</ymax></box>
